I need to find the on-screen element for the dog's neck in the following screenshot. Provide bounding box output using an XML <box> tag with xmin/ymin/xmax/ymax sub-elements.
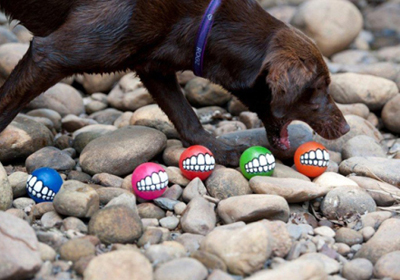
<box><xmin>142</xmin><ymin>0</ymin><xmax>285</xmax><ymax>90</ymax></box>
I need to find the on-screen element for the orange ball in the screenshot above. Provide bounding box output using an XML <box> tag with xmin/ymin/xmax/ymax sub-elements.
<box><xmin>294</xmin><ymin>141</ymin><xmax>329</xmax><ymax>178</ymax></box>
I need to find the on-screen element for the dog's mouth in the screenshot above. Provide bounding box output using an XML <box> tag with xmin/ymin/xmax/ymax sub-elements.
<box><xmin>268</xmin><ymin>121</ymin><xmax>292</xmax><ymax>151</ymax></box>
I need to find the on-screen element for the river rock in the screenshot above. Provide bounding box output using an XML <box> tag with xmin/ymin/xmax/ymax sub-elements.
<box><xmin>88</xmin><ymin>205</ymin><xmax>143</xmax><ymax>244</ymax></box>
<box><xmin>181</xmin><ymin>197</ymin><xmax>216</xmax><ymax>235</ymax></box>
<box><xmin>374</xmin><ymin>251</ymin><xmax>400</xmax><ymax>279</ymax></box>
<box><xmin>80</xmin><ymin>126</ymin><xmax>167</xmax><ymax>176</ymax></box>
<box><xmin>27</xmin><ymin>108</ymin><xmax>62</xmax><ymax>131</ymax></box>
<box><xmin>321</xmin><ymin>186</ymin><xmax>376</xmax><ymax>220</ymax></box>
<box><xmin>53</xmin><ymin>180</ymin><xmax>99</xmax><ymax>218</ymax></box>
<box><xmin>355</xmin><ymin>218</ymin><xmax>400</xmax><ymax>263</ymax></box>
<box><xmin>313</xmin><ymin>172</ymin><xmax>358</xmax><ymax>191</ymax></box>
<box><xmin>342</xmin><ymin>258</ymin><xmax>373</xmax><ymax>280</ymax></box>
<box><xmin>201</xmin><ymin>222</ymin><xmax>272</xmax><ymax>275</ymax></box>
<box><xmin>0</xmin><ymin>43</ymin><xmax>29</xmax><ymax>79</ymax></box>
<box><xmin>205</xmin><ymin>168</ymin><xmax>251</xmax><ymax>200</ymax></box>
<box><xmin>185</xmin><ymin>77</ymin><xmax>231</xmax><ymax>107</ymax></box>
<box><xmin>84</xmin><ymin>250</ymin><xmax>153</xmax><ymax>280</ymax></box>
<box><xmin>0</xmin><ymin>161</ymin><xmax>12</xmax><ymax>210</ymax></box>
<box><xmin>154</xmin><ymin>258</ymin><xmax>208</xmax><ymax>280</ymax></box>
<box><xmin>8</xmin><ymin>171</ymin><xmax>28</xmax><ymax>198</ymax></box>
<box><xmin>59</xmin><ymin>238</ymin><xmax>96</xmax><ymax>262</ymax></box>
<box><xmin>217</xmin><ymin>194</ymin><xmax>289</xmax><ymax>224</ymax></box>
<box><xmin>382</xmin><ymin>94</ymin><xmax>400</xmax><ymax>134</ymax></box>
<box><xmin>27</xmin><ymin>83</ymin><xmax>84</xmax><ymax>116</ymax></box>
<box><xmin>0</xmin><ymin>211</ymin><xmax>42</xmax><ymax>279</ymax></box>
<box><xmin>130</xmin><ymin>104</ymin><xmax>178</xmax><ymax>138</ymax></box>
<box><xmin>330</xmin><ymin>73</ymin><xmax>398</xmax><ymax>110</ymax></box>
<box><xmin>365</xmin><ymin>1</ymin><xmax>400</xmax><ymax>33</ymax></box>
<box><xmin>25</xmin><ymin>147</ymin><xmax>76</xmax><ymax>173</ymax></box>
<box><xmin>144</xmin><ymin>241</ymin><xmax>186</xmax><ymax>265</ymax></box>
<box><xmin>335</xmin><ymin>228</ymin><xmax>363</xmax><ymax>246</ymax></box>
<box><xmin>0</xmin><ymin>115</ymin><xmax>53</xmax><ymax>162</ymax></box>
<box><xmin>290</xmin><ymin>0</ymin><xmax>362</xmax><ymax>56</ymax></box>
<box><xmin>340</xmin><ymin>157</ymin><xmax>400</xmax><ymax>187</ymax></box>
<box><xmin>250</xmin><ymin>177</ymin><xmax>328</xmax><ymax>203</ymax></box>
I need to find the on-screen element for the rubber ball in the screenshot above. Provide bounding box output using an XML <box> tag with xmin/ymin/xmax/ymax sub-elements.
<box><xmin>26</xmin><ymin>167</ymin><xmax>63</xmax><ymax>203</ymax></box>
<box><xmin>294</xmin><ymin>141</ymin><xmax>329</xmax><ymax>178</ymax></box>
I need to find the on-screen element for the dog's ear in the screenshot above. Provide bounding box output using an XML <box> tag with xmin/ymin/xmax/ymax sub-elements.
<box><xmin>264</xmin><ymin>49</ymin><xmax>314</xmax><ymax>118</ymax></box>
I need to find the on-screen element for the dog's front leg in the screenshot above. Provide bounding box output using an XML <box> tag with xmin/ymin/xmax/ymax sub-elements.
<box><xmin>137</xmin><ymin>71</ymin><xmax>243</xmax><ymax>166</ymax></box>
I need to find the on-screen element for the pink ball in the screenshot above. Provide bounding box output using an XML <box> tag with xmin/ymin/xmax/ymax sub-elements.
<box><xmin>131</xmin><ymin>162</ymin><xmax>168</xmax><ymax>200</ymax></box>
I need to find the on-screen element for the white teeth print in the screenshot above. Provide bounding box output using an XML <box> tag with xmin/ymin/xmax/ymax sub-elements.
<box><xmin>183</xmin><ymin>153</ymin><xmax>215</xmax><ymax>172</ymax></box>
<box><xmin>299</xmin><ymin>149</ymin><xmax>329</xmax><ymax>167</ymax></box>
<box><xmin>245</xmin><ymin>153</ymin><xmax>276</xmax><ymax>174</ymax></box>
<box><xmin>26</xmin><ymin>175</ymin><xmax>56</xmax><ymax>201</ymax></box>
<box><xmin>137</xmin><ymin>171</ymin><xmax>169</xmax><ymax>192</ymax></box>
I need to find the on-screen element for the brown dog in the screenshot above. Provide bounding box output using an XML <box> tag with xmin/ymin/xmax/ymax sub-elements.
<box><xmin>0</xmin><ymin>0</ymin><xmax>349</xmax><ymax>165</ymax></box>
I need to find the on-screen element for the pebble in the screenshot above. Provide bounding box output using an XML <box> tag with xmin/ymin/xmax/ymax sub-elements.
<box><xmin>154</xmin><ymin>257</ymin><xmax>208</xmax><ymax>280</ymax></box>
<box><xmin>250</xmin><ymin>177</ymin><xmax>329</xmax><ymax>203</ymax></box>
<box><xmin>8</xmin><ymin>171</ymin><xmax>28</xmax><ymax>198</ymax></box>
<box><xmin>25</xmin><ymin>146</ymin><xmax>76</xmax><ymax>173</ymax></box>
<box><xmin>84</xmin><ymin>250</ymin><xmax>153</xmax><ymax>280</ymax></box>
<box><xmin>173</xmin><ymin>202</ymin><xmax>187</xmax><ymax>215</ymax></box>
<box><xmin>138</xmin><ymin>203</ymin><xmax>166</xmax><ymax>219</ymax></box>
<box><xmin>185</xmin><ymin>77</ymin><xmax>231</xmax><ymax>107</ymax></box>
<box><xmin>0</xmin><ymin>115</ymin><xmax>54</xmax><ymax>162</ymax></box>
<box><xmin>38</xmin><ymin>242</ymin><xmax>57</xmax><ymax>262</ymax></box>
<box><xmin>154</xmin><ymin>197</ymin><xmax>180</xmax><ymax>211</ymax></box>
<box><xmin>165</xmin><ymin>166</ymin><xmax>190</xmax><ymax>186</ymax></box>
<box><xmin>91</xmin><ymin>172</ymin><xmax>124</xmax><ymax>188</ymax></box>
<box><xmin>53</xmin><ymin>180</ymin><xmax>99</xmax><ymax>218</ymax></box>
<box><xmin>313</xmin><ymin>172</ymin><xmax>358</xmax><ymax>191</ymax></box>
<box><xmin>137</xmin><ymin>228</ymin><xmax>163</xmax><ymax>247</ymax></box>
<box><xmin>181</xmin><ymin>197</ymin><xmax>216</xmax><ymax>235</ymax></box>
<box><xmin>342</xmin><ymin>258</ymin><xmax>373</xmax><ymax>280</ymax></box>
<box><xmin>79</xmin><ymin>126</ymin><xmax>167</xmax><ymax>176</ymax></box>
<box><xmin>335</xmin><ymin>228</ymin><xmax>363</xmax><ymax>246</ymax></box>
<box><xmin>321</xmin><ymin>186</ymin><xmax>376</xmax><ymax>220</ymax></box>
<box><xmin>159</xmin><ymin>216</ymin><xmax>180</xmax><ymax>230</ymax></box>
<box><xmin>88</xmin><ymin>205</ymin><xmax>143</xmax><ymax>244</ymax></box>
<box><xmin>89</xmin><ymin>108</ymin><xmax>123</xmax><ymax>125</ymax></box>
<box><xmin>261</xmin><ymin>220</ymin><xmax>293</xmax><ymax>258</ymax></box>
<box><xmin>298</xmin><ymin>253</ymin><xmax>340</xmax><ymax>275</ymax></box>
<box><xmin>191</xmin><ymin>250</ymin><xmax>227</xmax><ymax>271</ymax></box>
<box><xmin>12</xmin><ymin>197</ymin><xmax>35</xmax><ymax>210</ymax></box>
<box><xmin>61</xmin><ymin>217</ymin><xmax>88</xmax><ymax>233</ymax></box>
<box><xmin>0</xmin><ymin>43</ymin><xmax>29</xmax><ymax>78</ymax></box>
<box><xmin>176</xmin><ymin>233</ymin><xmax>205</xmax><ymax>254</ymax></box>
<box><xmin>374</xmin><ymin>251</ymin><xmax>400</xmax><ymax>279</ymax></box>
<box><xmin>162</xmin><ymin>184</ymin><xmax>183</xmax><ymax>200</ymax></box>
<box><xmin>104</xmin><ymin>193</ymin><xmax>137</xmax><ymax>212</ymax></box>
<box><xmin>182</xmin><ymin>177</ymin><xmax>207</xmax><ymax>202</ymax></box>
<box><xmin>201</xmin><ymin>222</ymin><xmax>272</xmax><ymax>275</ymax></box>
<box><xmin>41</xmin><ymin>211</ymin><xmax>63</xmax><ymax>228</ymax></box>
<box><xmin>342</xmin><ymin>135</ymin><xmax>387</xmax><ymax>159</ymax></box>
<box><xmin>205</xmin><ymin>168</ymin><xmax>251</xmax><ymax>200</ymax></box>
<box><xmin>59</xmin><ymin>238</ymin><xmax>96</xmax><ymax>262</ymax></box>
<box><xmin>361</xmin><ymin>226</ymin><xmax>375</xmax><ymax>241</ymax></box>
<box><xmin>314</xmin><ymin>226</ymin><xmax>336</xmax><ymax>238</ymax></box>
<box><xmin>96</xmin><ymin>187</ymin><xmax>131</xmax><ymax>204</ymax></box>
<box><xmin>382</xmin><ymin>94</ymin><xmax>400</xmax><ymax>134</ymax></box>
<box><xmin>356</xmin><ymin>218</ymin><xmax>400</xmax><ymax>263</ymax></box>
<box><xmin>208</xmin><ymin>269</ymin><xmax>235</xmax><ymax>280</ymax></box>
<box><xmin>0</xmin><ymin>211</ymin><xmax>42</xmax><ymax>279</ymax></box>
<box><xmin>272</xmin><ymin>163</ymin><xmax>310</xmax><ymax>181</ymax></box>
<box><xmin>217</xmin><ymin>194</ymin><xmax>290</xmax><ymax>224</ymax></box>
<box><xmin>144</xmin><ymin>241</ymin><xmax>186</xmax><ymax>265</ymax></box>
<box><xmin>361</xmin><ymin>211</ymin><xmax>393</xmax><ymax>229</ymax></box>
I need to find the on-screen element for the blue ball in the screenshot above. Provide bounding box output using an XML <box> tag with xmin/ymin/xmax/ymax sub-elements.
<box><xmin>26</xmin><ymin>167</ymin><xmax>63</xmax><ymax>203</ymax></box>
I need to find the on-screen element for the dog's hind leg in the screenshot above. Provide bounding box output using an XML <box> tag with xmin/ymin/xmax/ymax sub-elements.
<box><xmin>0</xmin><ymin>39</ymin><xmax>66</xmax><ymax>132</ymax></box>
<box><xmin>138</xmin><ymin>71</ymin><xmax>244</xmax><ymax>166</ymax></box>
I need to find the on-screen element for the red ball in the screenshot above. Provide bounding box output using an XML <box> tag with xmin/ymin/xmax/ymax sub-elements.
<box><xmin>179</xmin><ymin>145</ymin><xmax>215</xmax><ymax>180</ymax></box>
<box><xmin>131</xmin><ymin>162</ymin><xmax>168</xmax><ymax>200</ymax></box>
<box><xmin>294</xmin><ymin>141</ymin><xmax>329</xmax><ymax>178</ymax></box>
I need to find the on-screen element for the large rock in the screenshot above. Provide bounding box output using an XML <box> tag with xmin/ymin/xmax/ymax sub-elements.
<box><xmin>27</xmin><ymin>83</ymin><xmax>85</xmax><ymax>116</ymax></box>
<box><xmin>0</xmin><ymin>211</ymin><xmax>42</xmax><ymax>279</ymax></box>
<box><xmin>201</xmin><ymin>222</ymin><xmax>272</xmax><ymax>275</ymax></box>
<box><xmin>72</xmin><ymin>124</ymin><xmax>117</xmax><ymax>154</ymax></box>
<box><xmin>321</xmin><ymin>186</ymin><xmax>376</xmax><ymax>220</ymax></box>
<box><xmin>180</xmin><ymin>197</ymin><xmax>216</xmax><ymax>235</ymax></box>
<box><xmin>185</xmin><ymin>77</ymin><xmax>231</xmax><ymax>107</ymax></box>
<box><xmin>84</xmin><ymin>250</ymin><xmax>152</xmax><ymax>280</ymax></box>
<box><xmin>382</xmin><ymin>95</ymin><xmax>400</xmax><ymax>134</ymax></box>
<box><xmin>342</xmin><ymin>135</ymin><xmax>387</xmax><ymax>159</ymax></box>
<box><xmin>0</xmin><ymin>115</ymin><xmax>53</xmax><ymax>162</ymax></box>
<box><xmin>330</xmin><ymin>73</ymin><xmax>398</xmax><ymax>110</ymax></box>
<box><xmin>80</xmin><ymin>126</ymin><xmax>167</xmax><ymax>176</ymax></box>
<box><xmin>290</xmin><ymin>0</ymin><xmax>363</xmax><ymax>57</ymax></box>
<box><xmin>0</xmin><ymin>162</ymin><xmax>12</xmax><ymax>210</ymax></box>
<box><xmin>340</xmin><ymin>157</ymin><xmax>400</xmax><ymax>187</ymax></box>
<box><xmin>130</xmin><ymin>104</ymin><xmax>178</xmax><ymax>138</ymax></box>
<box><xmin>374</xmin><ymin>251</ymin><xmax>400</xmax><ymax>279</ymax></box>
<box><xmin>205</xmin><ymin>168</ymin><xmax>251</xmax><ymax>200</ymax></box>
<box><xmin>245</xmin><ymin>258</ymin><xmax>327</xmax><ymax>280</ymax></box>
<box><xmin>314</xmin><ymin>115</ymin><xmax>383</xmax><ymax>153</ymax></box>
<box><xmin>365</xmin><ymin>2</ymin><xmax>400</xmax><ymax>33</ymax></box>
<box><xmin>88</xmin><ymin>205</ymin><xmax>143</xmax><ymax>244</ymax></box>
<box><xmin>356</xmin><ymin>219</ymin><xmax>400</xmax><ymax>264</ymax></box>
<box><xmin>250</xmin><ymin>177</ymin><xmax>328</xmax><ymax>203</ymax></box>
<box><xmin>25</xmin><ymin>147</ymin><xmax>76</xmax><ymax>173</ymax></box>
<box><xmin>217</xmin><ymin>194</ymin><xmax>289</xmax><ymax>224</ymax></box>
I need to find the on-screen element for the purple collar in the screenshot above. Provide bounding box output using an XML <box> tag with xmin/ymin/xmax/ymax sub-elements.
<box><xmin>193</xmin><ymin>0</ymin><xmax>222</xmax><ymax>77</ymax></box>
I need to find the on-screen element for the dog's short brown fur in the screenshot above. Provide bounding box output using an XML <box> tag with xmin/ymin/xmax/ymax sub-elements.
<box><xmin>0</xmin><ymin>0</ymin><xmax>349</xmax><ymax>165</ymax></box>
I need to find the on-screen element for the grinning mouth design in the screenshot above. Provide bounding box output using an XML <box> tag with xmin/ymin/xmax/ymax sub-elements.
<box><xmin>136</xmin><ymin>170</ymin><xmax>168</xmax><ymax>192</ymax></box>
<box><xmin>300</xmin><ymin>149</ymin><xmax>329</xmax><ymax>167</ymax></box>
<box><xmin>182</xmin><ymin>153</ymin><xmax>215</xmax><ymax>172</ymax></box>
<box><xmin>26</xmin><ymin>175</ymin><xmax>56</xmax><ymax>201</ymax></box>
<box><xmin>245</xmin><ymin>154</ymin><xmax>275</xmax><ymax>174</ymax></box>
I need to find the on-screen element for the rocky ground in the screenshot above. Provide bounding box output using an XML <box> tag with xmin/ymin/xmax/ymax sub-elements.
<box><xmin>1</xmin><ymin>0</ymin><xmax>400</xmax><ymax>279</ymax></box>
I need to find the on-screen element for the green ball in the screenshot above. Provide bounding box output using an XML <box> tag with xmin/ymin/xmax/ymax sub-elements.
<box><xmin>240</xmin><ymin>146</ymin><xmax>276</xmax><ymax>179</ymax></box>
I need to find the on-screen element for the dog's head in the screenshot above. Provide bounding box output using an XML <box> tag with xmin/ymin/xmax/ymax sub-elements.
<box><xmin>241</xmin><ymin>27</ymin><xmax>349</xmax><ymax>151</ymax></box>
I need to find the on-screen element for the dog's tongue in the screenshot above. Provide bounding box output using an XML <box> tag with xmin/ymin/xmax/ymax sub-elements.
<box><xmin>279</xmin><ymin>122</ymin><xmax>291</xmax><ymax>150</ymax></box>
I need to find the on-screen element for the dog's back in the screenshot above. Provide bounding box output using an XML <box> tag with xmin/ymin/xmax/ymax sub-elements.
<box><xmin>0</xmin><ymin>0</ymin><xmax>76</xmax><ymax>37</ymax></box>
